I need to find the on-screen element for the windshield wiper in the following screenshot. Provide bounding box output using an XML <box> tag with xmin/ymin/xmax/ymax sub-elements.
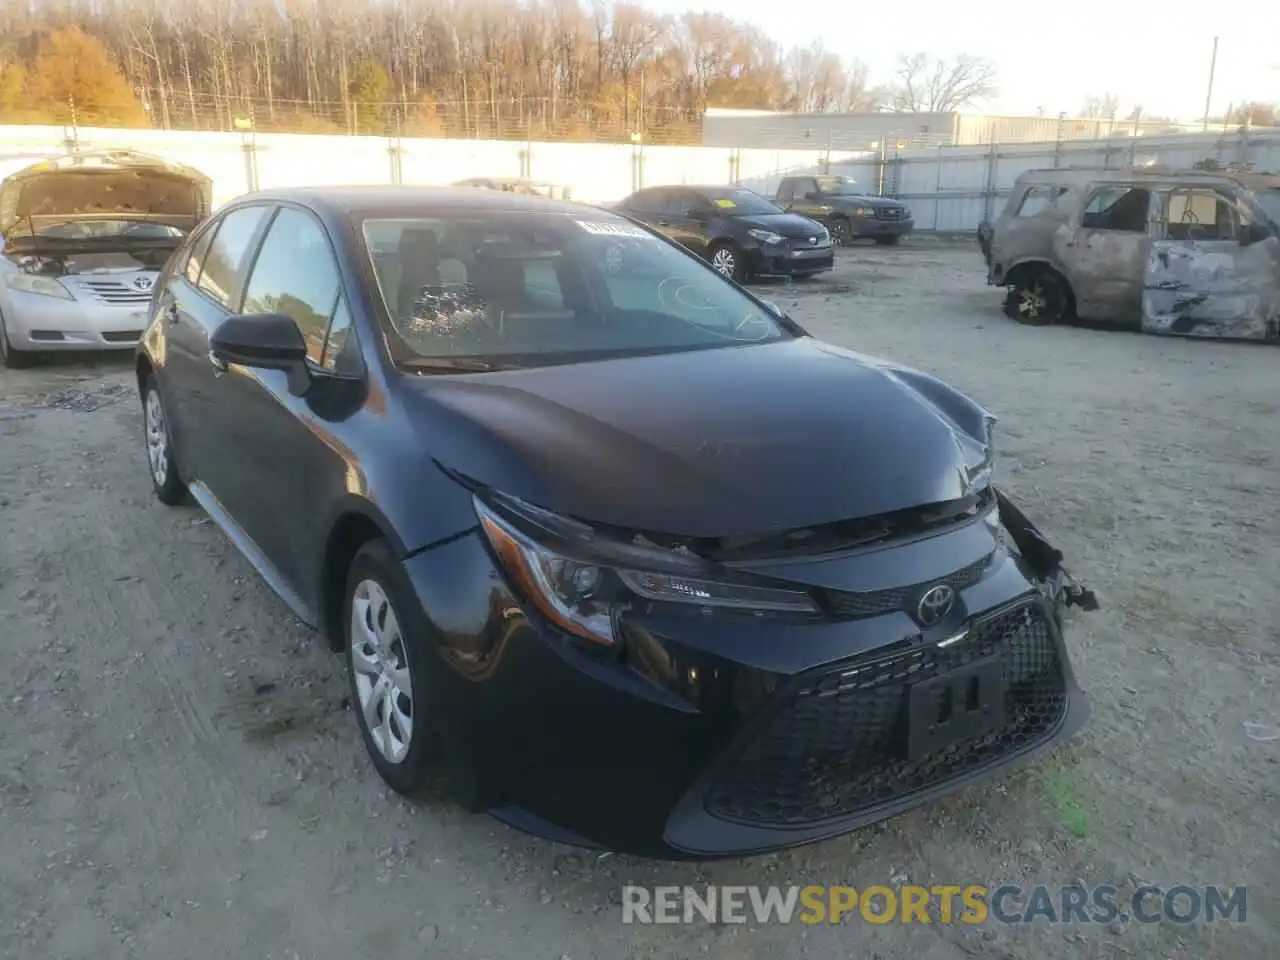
<box><xmin>401</xmin><ymin>356</ymin><xmax>505</xmax><ymax>373</ymax></box>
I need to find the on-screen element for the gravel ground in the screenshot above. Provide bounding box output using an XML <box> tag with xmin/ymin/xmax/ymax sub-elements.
<box><xmin>1</xmin><ymin>241</ymin><xmax>1276</xmax><ymax>960</ymax></box>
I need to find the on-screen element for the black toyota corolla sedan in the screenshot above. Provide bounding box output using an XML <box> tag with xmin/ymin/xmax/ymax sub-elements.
<box><xmin>136</xmin><ymin>186</ymin><xmax>1097</xmax><ymax>859</ymax></box>
<box><xmin>615</xmin><ymin>184</ymin><xmax>833</xmax><ymax>283</ymax></box>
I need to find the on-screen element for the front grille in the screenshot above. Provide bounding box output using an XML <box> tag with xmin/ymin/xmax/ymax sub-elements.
<box><xmin>823</xmin><ymin>555</ymin><xmax>989</xmax><ymax>620</ymax></box>
<box><xmin>875</xmin><ymin>207</ymin><xmax>907</xmax><ymax>220</ymax></box>
<box><xmin>77</xmin><ymin>278</ymin><xmax>153</xmax><ymax>305</ymax></box>
<box><xmin>101</xmin><ymin>330</ymin><xmax>142</xmax><ymax>343</ymax></box>
<box><xmin>704</xmin><ymin>600</ymin><xmax>1067</xmax><ymax>826</ymax></box>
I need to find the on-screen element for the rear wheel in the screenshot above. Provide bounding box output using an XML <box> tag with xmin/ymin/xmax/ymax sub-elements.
<box><xmin>1004</xmin><ymin>269</ymin><xmax>1069</xmax><ymax>326</ymax></box>
<box><xmin>142</xmin><ymin>374</ymin><xmax>187</xmax><ymax>505</ymax></box>
<box><xmin>0</xmin><ymin>312</ymin><xmax>36</xmax><ymax>369</ymax></box>
<box><xmin>709</xmin><ymin>242</ymin><xmax>746</xmax><ymax>283</ymax></box>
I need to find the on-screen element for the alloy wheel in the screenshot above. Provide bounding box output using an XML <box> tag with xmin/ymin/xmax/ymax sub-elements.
<box><xmin>712</xmin><ymin>247</ymin><xmax>737</xmax><ymax>278</ymax></box>
<box><xmin>145</xmin><ymin>389</ymin><xmax>169</xmax><ymax>487</ymax></box>
<box><xmin>350</xmin><ymin>578</ymin><xmax>414</xmax><ymax>764</ymax></box>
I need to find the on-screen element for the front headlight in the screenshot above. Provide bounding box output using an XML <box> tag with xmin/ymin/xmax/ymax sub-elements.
<box><xmin>5</xmin><ymin>272</ymin><xmax>73</xmax><ymax>300</ymax></box>
<box><xmin>747</xmin><ymin>228</ymin><xmax>785</xmax><ymax>245</ymax></box>
<box><xmin>474</xmin><ymin>494</ymin><xmax>818</xmax><ymax>646</ymax></box>
<box><xmin>851</xmin><ymin>207</ymin><xmax>873</xmax><ymax>217</ymax></box>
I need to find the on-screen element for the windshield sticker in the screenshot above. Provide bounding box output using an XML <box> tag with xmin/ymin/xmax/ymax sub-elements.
<box><xmin>714</xmin><ymin>199</ymin><xmax>736</xmax><ymax>209</ymax></box>
<box><xmin>575</xmin><ymin>220</ymin><xmax>651</xmax><ymax>239</ymax></box>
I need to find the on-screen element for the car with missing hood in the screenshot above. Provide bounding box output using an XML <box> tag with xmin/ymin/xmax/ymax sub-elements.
<box><xmin>136</xmin><ymin>185</ymin><xmax>1097</xmax><ymax>859</ymax></box>
<box><xmin>0</xmin><ymin>149</ymin><xmax>212</xmax><ymax>367</ymax></box>
<box><xmin>774</xmin><ymin>175</ymin><xmax>914</xmax><ymax>246</ymax></box>
<box><xmin>977</xmin><ymin>166</ymin><xmax>1280</xmax><ymax>341</ymax></box>
<box><xmin>616</xmin><ymin>184</ymin><xmax>833</xmax><ymax>282</ymax></box>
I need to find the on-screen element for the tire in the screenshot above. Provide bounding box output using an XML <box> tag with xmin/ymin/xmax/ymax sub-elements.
<box><xmin>874</xmin><ymin>234</ymin><xmax>902</xmax><ymax>246</ymax></box>
<box><xmin>828</xmin><ymin>218</ymin><xmax>853</xmax><ymax>247</ymax></box>
<box><xmin>709</xmin><ymin>241</ymin><xmax>747</xmax><ymax>283</ymax></box>
<box><xmin>141</xmin><ymin>373</ymin><xmax>188</xmax><ymax>505</ymax></box>
<box><xmin>344</xmin><ymin>538</ymin><xmax>439</xmax><ymax>797</ymax></box>
<box><xmin>1003</xmin><ymin>269</ymin><xmax>1069</xmax><ymax>326</ymax></box>
<box><xmin>0</xmin><ymin>312</ymin><xmax>36</xmax><ymax>369</ymax></box>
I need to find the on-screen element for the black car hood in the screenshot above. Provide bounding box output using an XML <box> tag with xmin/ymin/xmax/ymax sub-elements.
<box><xmin>730</xmin><ymin>212</ymin><xmax>827</xmax><ymax>237</ymax></box>
<box><xmin>404</xmin><ymin>338</ymin><xmax>994</xmax><ymax>540</ymax></box>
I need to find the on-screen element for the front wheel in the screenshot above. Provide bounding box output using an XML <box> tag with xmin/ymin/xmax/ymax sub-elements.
<box><xmin>142</xmin><ymin>374</ymin><xmax>187</xmax><ymax>505</ymax></box>
<box><xmin>828</xmin><ymin>218</ymin><xmax>853</xmax><ymax>247</ymax></box>
<box><xmin>0</xmin><ymin>313</ymin><xmax>36</xmax><ymax>369</ymax></box>
<box><xmin>709</xmin><ymin>242</ymin><xmax>747</xmax><ymax>283</ymax></box>
<box><xmin>345</xmin><ymin>538</ymin><xmax>440</xmax><ymax>797</ymax></box>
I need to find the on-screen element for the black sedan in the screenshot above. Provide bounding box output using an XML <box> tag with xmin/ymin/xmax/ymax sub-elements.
<box><xmin>136</xmin><ymin>186</ymin><xmax>1096</xmax><ymax>859</ymax></box>
<box><xmin>615</xmin><ymin>184</ymin><xmax>833</xmax><ymax>283</ymax></box>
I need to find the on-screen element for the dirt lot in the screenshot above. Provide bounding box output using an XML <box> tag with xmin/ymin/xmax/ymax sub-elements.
<box><xmin>1</xmin><ymin>241</ymin><xmax>1276</xmax><ymax>960</ymax></box>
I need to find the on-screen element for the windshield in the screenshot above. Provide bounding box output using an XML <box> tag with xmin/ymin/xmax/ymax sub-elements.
<box><xmin>361</xmin><ymin>212</ymin><xmax>791</xmax><ymax>369</ymax></box>
<box><xmin>31</xmin><ymin>219</ymin><xmax>186</xmax><ymax>239</ymax></box>
<box><xmin>816</xmin><ymin>177</ymin><xmax>863</xmax><ymax>197</ymax></box>
<box><xmin>697</xmin><ymin>188</ymin><xmax>783</xmax><ymax>217</ymax></box>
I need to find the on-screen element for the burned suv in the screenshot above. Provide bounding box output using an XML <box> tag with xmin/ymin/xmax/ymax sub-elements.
<box><xmin>977</xmin><ymin>166</ymin><xmax>1280</xmax><ymax>341</ymax></box>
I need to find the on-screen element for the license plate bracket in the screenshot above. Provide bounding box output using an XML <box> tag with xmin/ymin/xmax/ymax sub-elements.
<box><xmin>904</xmin><ymin>656</ymin><xmax>1006</xmax><ymax>761</ymax></box>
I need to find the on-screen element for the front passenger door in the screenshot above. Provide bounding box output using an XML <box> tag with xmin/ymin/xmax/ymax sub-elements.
<box><xmin>1142</xmin><ymin>186</ymin><xmax>1280</xmax><ymax>339</ymax></box>
<box><xmin>212</xmin><ymin>205</ymin><xmax>364</xmax><ymax>597</ymax></box>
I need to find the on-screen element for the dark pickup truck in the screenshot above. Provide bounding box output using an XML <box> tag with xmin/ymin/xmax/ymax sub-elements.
<box><xmin>775</xmin><ymin>175</ymin><xmax>913</xmax><ymax>245</ymax></box>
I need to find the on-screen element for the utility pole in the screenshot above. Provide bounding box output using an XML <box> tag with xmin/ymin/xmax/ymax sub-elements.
<box><xmin>1202</xmin><ymin>36</ymin><xmax>1219</xmax><ymax>131</ymax></box>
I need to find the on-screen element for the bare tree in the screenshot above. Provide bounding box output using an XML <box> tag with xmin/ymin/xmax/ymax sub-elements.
<box><xmin>1080</xmin><ymin>92</ymin><xmax>1120</xmax><ymax>119</ymax></box>
<box><xmin>0</xmin><ymin>0</ymin><xmax>1004</xmax><ymax>142</ymax></box>
<box><xmin>889</xmin><ymin>53</ymin><xmax>997</xmax><ymax>113</ymax></box>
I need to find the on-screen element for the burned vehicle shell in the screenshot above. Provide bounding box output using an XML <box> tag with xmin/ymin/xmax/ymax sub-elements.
<box><xmin>978</xmin><ymin>166</ymin><xmax>1280</xmax><ymax>342</ymax></box>
<box><xmin>0</xmin><ymin>149</ymin><xmax>211</xmax><ymax>367</ymax></box>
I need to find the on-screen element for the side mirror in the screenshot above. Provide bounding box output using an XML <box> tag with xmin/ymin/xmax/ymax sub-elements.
<box><xmin>1240</xmin><ymin>221</ymin><xmax>1273</xmax><ymax>246</ymax></box>
<box><xmin>210</xmin><ymin>313</ymin><xmax>312</xmax><ymax>396</ymax></box>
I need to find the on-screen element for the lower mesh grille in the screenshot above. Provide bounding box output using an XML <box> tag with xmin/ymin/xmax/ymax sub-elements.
<box><xmin>704</xmin><ymin>600</ymin><xmax>1067</xmax><ymax>826</ymax></box>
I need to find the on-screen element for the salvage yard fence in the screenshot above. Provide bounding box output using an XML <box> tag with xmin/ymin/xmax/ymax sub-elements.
<box><xmin>2</xmin><ymin>123</ymin><xmax>1279</xmax><ymax>235</ymax></box>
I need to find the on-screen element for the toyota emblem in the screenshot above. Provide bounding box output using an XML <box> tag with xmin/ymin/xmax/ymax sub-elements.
<box><xmin>916</xmin><ymin>584</ymin><xmax>956</xmax><ymax>626</ymax></box>
<box><xmin>132</xmin><ymin>275</ymin><xmax>154</xmax><ymax>292</ymax></box>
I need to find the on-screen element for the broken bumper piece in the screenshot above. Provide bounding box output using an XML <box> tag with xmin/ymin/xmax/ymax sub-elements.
<box><xmin>995</xmin><ymin>487</ymin><xmax>1099</xmax><ymax>620</ymax></box>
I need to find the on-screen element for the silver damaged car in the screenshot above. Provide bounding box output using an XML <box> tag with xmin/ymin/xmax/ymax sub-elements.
<box><xmin>0</xmin><ymin>149</ymin><xmax>211</xmax><ymax>367</ymax></box>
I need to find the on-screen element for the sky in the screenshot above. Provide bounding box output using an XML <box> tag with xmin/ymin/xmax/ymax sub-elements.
<box><xmin>639</xmin><ymin>0</ymin><xmax>1280</xmax><ymax>121</ymax></box>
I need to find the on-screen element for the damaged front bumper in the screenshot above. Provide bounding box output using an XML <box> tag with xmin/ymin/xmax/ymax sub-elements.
<box><xmin>411</xmin><ymin>484</ymin><xmax>1097</xmax><ymax>859</ymax></box>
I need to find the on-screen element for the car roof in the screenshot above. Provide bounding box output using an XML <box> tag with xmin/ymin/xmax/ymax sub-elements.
<box><xmin>226</xmin><ymin>185</ymin><xmax>603</xmax><ymax>218</ymax></box>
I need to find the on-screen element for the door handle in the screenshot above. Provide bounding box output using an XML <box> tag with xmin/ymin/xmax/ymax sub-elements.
<box><xmin>165</xmin><ymin>302</ymin><xmax>180</xmax><ymax>324</ymax></box>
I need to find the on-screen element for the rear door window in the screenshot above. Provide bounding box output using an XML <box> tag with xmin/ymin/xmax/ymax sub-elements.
<box><xmin>183</xmin><ymin>224</ymin><xmax>217</xmax><ymax>286</ymax></box>
<box><xmin>1081</xmin><ymin>187</ymin><xmax>1151</xmax><ymax>232</ymax></box>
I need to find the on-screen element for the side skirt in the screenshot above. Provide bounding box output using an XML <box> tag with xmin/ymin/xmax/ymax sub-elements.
<box><xmin>187</xmin><ymin>480</ymin><xmax>320</xmax><ymax>629</ymax></box>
